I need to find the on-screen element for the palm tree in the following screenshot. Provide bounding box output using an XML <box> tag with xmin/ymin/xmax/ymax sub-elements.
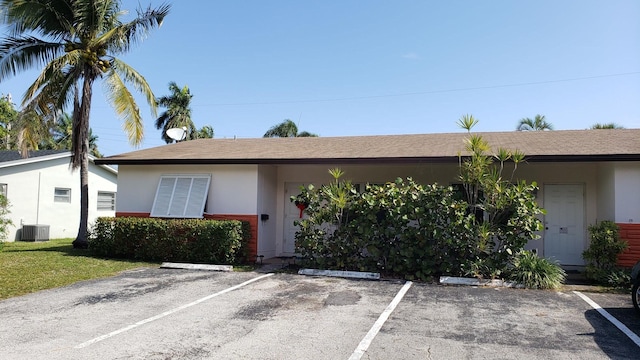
<box><xmin>0</xmin><ymin>0</ymin><xmax>170</xmax><ymax>248</ymax></box>
<box><xmin>263</xmin><ymin>119</ymin><xmax>318</xmax><ymax>137</ymax></box>
<box><xmin>42</xmin><ymin>112</ymin><xmax>102</xmax><ymax>157</ymax></box>
<box><xmin>591</xmin><ymin>123</ymin><xmax>624</xmax><ymax>129</ymax></box>
<box><xmin>155</xmin><ymin>82</ymin><xmax>197</xmax><ymax>143</ymax></box>
<box><xmin>195</xmin><ymin>125</ymin><xmax>214</xmax><ymax>139</ymax></box>
<box><xmin>15</xmin><ymin>108</ymin><xmax>52</xmax><ymax>157</ymax></box>
<box><xmin>516</xmin><ymin>114</ymin><xmax>554</xmax><ymax>131</ymax></box>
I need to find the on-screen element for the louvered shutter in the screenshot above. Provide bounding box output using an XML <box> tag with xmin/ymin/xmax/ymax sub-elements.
<box><xmin>150</xmin><ymin>175</ymin><xmax>211</xmax><ymax>218</ymax></box>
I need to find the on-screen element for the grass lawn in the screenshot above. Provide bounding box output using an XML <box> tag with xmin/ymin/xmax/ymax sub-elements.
<box><xmin>0</xmin><ymin>239</ymin><xmax>158</xmax><ymax>301</ymax></box>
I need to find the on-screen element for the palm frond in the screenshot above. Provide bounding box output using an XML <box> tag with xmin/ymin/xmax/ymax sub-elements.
<box><xmin>0</xmin><ymin>35</ymin><xmax>63</xmax><ymax>81</ymax></box>
<box><xmin>100</xmin><ymin>3</ymin><xmax>170</xmax><ymax>54</ymax></box>
<box><xmin>1</xmin><ymin>0</ymin><xmax>74</xmax><ymax>38</ymax></box>
<box><xmin>110</xmin><ymin>58</ymin><xmax>157</xmax><ymax>116</ymax></box>
<box><xmin>103</xmin><ymin>69</ymin><xmax>143</xmax><ymax>146</ymax></box>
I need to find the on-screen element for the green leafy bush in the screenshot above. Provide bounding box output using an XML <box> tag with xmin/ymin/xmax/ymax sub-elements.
<box><xmin>0</xmin><ymin>194</ymin><xmax>12</xmax><ymax>250</ymax></box>
<box><xmin>89</xmin><ymin>217</ymin><xmax>248</xmax><ymax>264</ymax></box>
<box><xmin>509</xmin><ymin>250</ymin><xmax>566</xmax><ymax>289</ymax></box>
<box><xmin>583</xmin><ymin>221</ymin><xmax>627</xmax><ymax>283</ymax></box>
<box><xmin>294</xmin><ymin>117</ymin><xmax>544</xmax><ymax>281</ymax></box>
<box><xmin>606</xmin><ymin>268</ymin><xmax>631</xmax><ymax>289</ymax></box>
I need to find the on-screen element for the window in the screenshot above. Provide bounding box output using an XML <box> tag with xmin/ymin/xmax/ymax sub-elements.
<box><xmin>0</xmin><ymin>183</ymin><xmax>6</xmax><ymax>198</ymax></box>
<box><xmin>54</xmin><ymin>188</ymin><xmax>71</xmax><ymax>203</ymax></box>
<box><xmin>97</xmin><ymin>191</ymin><xmax>116</xmax><ymax>211</ymax></box>
<box><xmin>151</xmin><ymin>175</ymin><xmax>211</xmax><ymax>218</ymax></box>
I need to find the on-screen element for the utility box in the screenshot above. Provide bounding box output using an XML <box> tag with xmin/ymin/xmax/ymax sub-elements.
<box><xmin>21</xmin><ymin>225</ymin><xmax>50</xmax><ymax>242</ymax></box>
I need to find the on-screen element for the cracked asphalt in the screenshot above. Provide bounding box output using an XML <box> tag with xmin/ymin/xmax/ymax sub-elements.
<box><xmin>1</xmin><ymin>268</ymin><xmax>639</xmax><ymax>359</ymax></box>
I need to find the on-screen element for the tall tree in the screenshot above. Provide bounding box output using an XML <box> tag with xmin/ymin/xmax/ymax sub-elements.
<box><xmin>195</xmin><ymin>125</ymin><xmax>214</xmax><ymax>139</ymax></box>
<box><xmin>155</xmin><ymin>81</ymin><xmax>197</xmax><ymax>143</ymax></box>
<box><xmin>516</xmin><ymin>114</ymin><xmax>553</xmax><ymax>131</ymax></box>
<box><xmin>42</xmin><ymin>112</ymin><xmax>102</xmax><ymax>157</ymax></box>
<box><xmin>0</xmin><ymin>94</ymin><xmax>17</xmax><ymax>149</ymax></box>
<box><xmin>0</xmin><ymin>0</ymin><xmax>170</xmax><ymax>248</ymax></box>
<box><xmin>591</xmin><ymin>123</ymin><xmax>624</xmax><ymax>129</ymax></box>
<box><xmin>15</xmin><ymin>108</ymin><xmax>52</xmax><ymax>157</ymax></box>
<box><xmin>263</xmin><ymin>119</ymin><xmax>318</xmax><ymax>138</ymax></box>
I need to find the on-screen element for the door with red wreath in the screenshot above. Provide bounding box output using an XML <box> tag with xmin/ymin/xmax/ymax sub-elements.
<box><xmin>283</xmin><ymin>182</ymin><xmax>311</xmax><ymax>255</ymax></box>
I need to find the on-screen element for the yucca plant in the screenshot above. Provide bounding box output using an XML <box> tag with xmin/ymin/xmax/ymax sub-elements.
<box><xmin>510</xmin><ymin>250</ymin><xmax>566</xmax><ymax>289</ymax></box>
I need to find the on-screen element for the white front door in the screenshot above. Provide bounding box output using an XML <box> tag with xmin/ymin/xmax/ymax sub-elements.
<box><xmin>543</xmin><ymin>184</ymin><xmax>585</xmax><ymax>265</ymax></box>
<box><xmin>283</xmin><ymin>182</ymin><xmax>306</xmax><ymax>254</ymax></box>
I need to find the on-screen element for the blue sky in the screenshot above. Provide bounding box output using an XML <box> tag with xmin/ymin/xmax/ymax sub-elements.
<box><xmin>1</xmin><ymin>1</ymin><xmax>639</xmax><ymax>156</ymax></box>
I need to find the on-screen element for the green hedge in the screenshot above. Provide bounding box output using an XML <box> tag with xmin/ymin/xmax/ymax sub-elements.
<box><xmin>89</xmin><ymin>217</ymin><xmax>247</xmax><ymax>264</ymax></box>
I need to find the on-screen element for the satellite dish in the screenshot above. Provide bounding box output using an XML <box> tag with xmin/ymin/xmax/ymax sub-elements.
<box><xmin>166</xmin><ymin>127</ymin><xmax>187</xmax><ymax>142</ymax></box>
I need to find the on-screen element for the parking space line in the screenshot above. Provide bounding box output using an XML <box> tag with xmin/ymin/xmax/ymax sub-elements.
<box><xmin>349</xmin><ymin>281</ymin><xmax>413</xmax><ymax>360</ymax></box>
<box><xmin>573</xmin><ymin>291</ymin><xmax>640</xmax><ymax>347</ymax></box>
<box><xmin>75</xmin><ymin>273</ymin><xmax>274</xmax><ymax>349</ymax></box>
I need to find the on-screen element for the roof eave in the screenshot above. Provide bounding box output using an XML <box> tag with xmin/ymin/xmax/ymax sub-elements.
<box><xmin>94</xmin><ymin>154</ymin><xmax>640</xmax><ymax>166</ymax></box>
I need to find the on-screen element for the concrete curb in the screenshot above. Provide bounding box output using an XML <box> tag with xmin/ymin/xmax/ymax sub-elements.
<box><xmin>160</xmin><ymin>262</ymin><xmax>233</xmax><ymax>272</ymax></box>
<box><xmin>298</xmin><ymin>268</ymin><xmax>381</xmax><ymax>280</ymax></box>
<box><xmin>439</xmin><ymin>276</ymin><xmax>522</xmax><ymax>288</ymax></box>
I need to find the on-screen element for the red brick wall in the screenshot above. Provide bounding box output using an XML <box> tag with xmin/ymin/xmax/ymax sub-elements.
<box><xmin>115</xmin><ymin>212</ymin><xmax>259</xmax><ymax>262</ymax></box>
<box><xmin>617</xmin><ymin>223</ymin><xmax>640</xmax><ymax>267</ymax></box>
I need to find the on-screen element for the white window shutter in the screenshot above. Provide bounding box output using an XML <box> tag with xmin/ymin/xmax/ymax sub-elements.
<box><xmin>184</xmin><ymin>177</ymin><xmax>209</xmax><ymax>217</ymax></box>
<box><xmin>151</xmin><ymin>175</ymin><xmax>211</xmax><ymax>218</ymax></box>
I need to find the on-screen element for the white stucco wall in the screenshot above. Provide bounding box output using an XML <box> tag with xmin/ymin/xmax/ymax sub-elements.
<box><xmin>0</xmin><ymin>156</ymin><xmax>117</xmax><ymax>241</ymax></box>
<box><xmin>596</xmin><ymin>163</ymin><xmax>616</xmax><ymax>222</ymax></box>
<box><xmin>116</xmin><ymin>164</ymin><xmax>259</xmax><ymax>215</ymax></box>
<box><xmin>257</xmin><ymin>165</ymin><xmax>278</xmax><ymax>258</ymax></box>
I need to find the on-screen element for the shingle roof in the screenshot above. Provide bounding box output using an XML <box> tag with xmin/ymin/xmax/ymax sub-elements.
<box><xmin>0</xmin><ymin>150</ymin><xmax>69</xmax><ymax>163</ymax></box>
<box><xmin>94</xmin><ymin>129</ymin><xmax>640</xmax><ymax>165</ymax></box>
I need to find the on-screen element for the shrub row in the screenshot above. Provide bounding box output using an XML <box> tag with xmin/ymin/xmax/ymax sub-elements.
<box><xmin>89</xmin><ymin>217</ymin><xmax>247</xmax><ymax>264</ymax></box>
<box><xmin>294</xmin><ymin>174</ymin><xmax>546</xmax><ymax>282</ymax></box>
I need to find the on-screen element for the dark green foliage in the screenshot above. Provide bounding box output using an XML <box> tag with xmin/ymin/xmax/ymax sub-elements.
<box><xmin>294</xmin><ymin>118</ymin><xmax>546</xmax><ymax>283</ymax></box>
<box><xmin>509</xmin><ymin>250</ymin><xmax>566</xmax><ymax>289</ymax></box>
<box><xmin>606</xmin><ymin>268</ymin><xmax>631</xmax><ymax>289</ymax></box>
<box><xmin>89</xmin><ymin>217</ymin><xmax>248</xmax><ymax>264</ymax></box>
<box><xmin>0</xmin><ymin>194</ymin><xmax>11</xmax><ymax>248</ymax></box>
<box><xmin>294</xmin><ymin>170</ymin><xmax>544</xmax><ymax>281</ymax></box>
<box><xmin>583</xmin><ymin>221</ymin><xmax>628</xmax><ymax>283</ymax></box>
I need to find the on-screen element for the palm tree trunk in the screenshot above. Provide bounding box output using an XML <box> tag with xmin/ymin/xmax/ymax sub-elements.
<box><xmin>72</xmin><ymin>73</ymin><xmax>95</xmax><ymax>249</ymax></box>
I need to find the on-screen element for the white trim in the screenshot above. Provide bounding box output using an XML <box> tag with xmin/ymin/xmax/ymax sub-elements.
<box><xmin>0</xmin><ymin>152</ymin><xmax>117</xmax><ymax>175</ymax></box>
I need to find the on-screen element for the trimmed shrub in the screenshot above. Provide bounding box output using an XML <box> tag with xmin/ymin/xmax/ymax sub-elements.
<box><xmin>89</xmin><ymin>217</ymin><xmax>248</xmax><ymax>264</ymax></box>
<box><xmin>509</xmin><ymin>250</ymin><xmax>566</xmax><ymax>289</ymax></box>
<box><xmin>0</xmin><ymin>194</ymin><xmax>12</xmax><ymax>249</ymax></box>
<box><xmin>583</xmin><ymin>221</ymin><xmax>627</xmax><ymax>283</ymax></box>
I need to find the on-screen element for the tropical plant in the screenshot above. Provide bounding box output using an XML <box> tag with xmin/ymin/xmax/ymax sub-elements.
<box><xmin>509</xmin><ymin>250</ymin><xmax>566</xmax><ymax>289</ymax></box>
<box><xmin>263</xmin><ymin>119</ymin><xmax>318</xmax><ymax>138</ymax></box>
<box><xmin>14</xmin><ymin>108</ymin><xmax>53</xmax><ymax>157</ymax></box>
<box><xmin>583</xmin><ymin>221</ymin><xmax>627</xmax><ymax>283</ymax></box>
<box><xmin>195</xmin><ymin>125</ymin><xmax>214</xmax><ymax>139</ymax></box>
<box><xmin>155</xmin><ymin>81</ymin><xmax>197</xmax><ymax>143</ymax></box>
<box><xmin>516</xmin><ymin>114</ymin><xmax>553</xmax><ymax>131</ymax></box>
<box><xmin>0</xmin><ymin>94</ymin><xmax>17</xmax><ymax>149</ymax></box>
<box><xmin>41</xmin><ymin>113</ymin><xmax>101</xmax><ymax>157</ymax></box>
<box><xmin>458</xmin><ymin>116</ymin><xmax>545</xmax><ymax>278</ymax></box>
<box><xmin>0</xmin><ymin>0</ymin><xmax>170</xmax><ymax>248</ymax></box>
<box><xmin>0</xmin><ymin>193</ymin><xmax>12</xmax><ymax>246</ymax></box>
<box><xmin>591</xmin><ymin>123</ymin><xmax>624</xmax><ymax>129</ymax></box>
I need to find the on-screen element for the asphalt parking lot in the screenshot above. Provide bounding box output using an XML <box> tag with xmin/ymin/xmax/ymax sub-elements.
<box><xmin>1</xmin><ymin>268</ymin><xmax>639</xmax><ymax>360</ymax></box>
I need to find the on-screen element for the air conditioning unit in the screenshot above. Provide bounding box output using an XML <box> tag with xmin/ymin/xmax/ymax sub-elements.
<box><xmin>21</xmin><ymin>225</ymin><xmax>50</xmax><ymax>241</ymax></box>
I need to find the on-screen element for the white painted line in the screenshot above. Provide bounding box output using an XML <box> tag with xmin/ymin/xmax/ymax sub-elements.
<box><xmin>573</xmin><ymin>291</ymin><xmax>640</xmax><ymax>348</ymax></box>
<box><xmin>160</xmin><ymin>262</ymin><xmax>233</xmax><ymax>272</ymax></box>
<box><xmin>349</xmin><ymin>281</ymin><xmax>413</xmax><ymax>360</ymax></box>
<box><xmin>298</xmin><ymin>268</ymin><xmax>380</xmax><ymax>280</ymax></box>
<box><xmin>75</xmin><ymin>273</ymin><xmax>274</xmax><ymax>349</ymax></box>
